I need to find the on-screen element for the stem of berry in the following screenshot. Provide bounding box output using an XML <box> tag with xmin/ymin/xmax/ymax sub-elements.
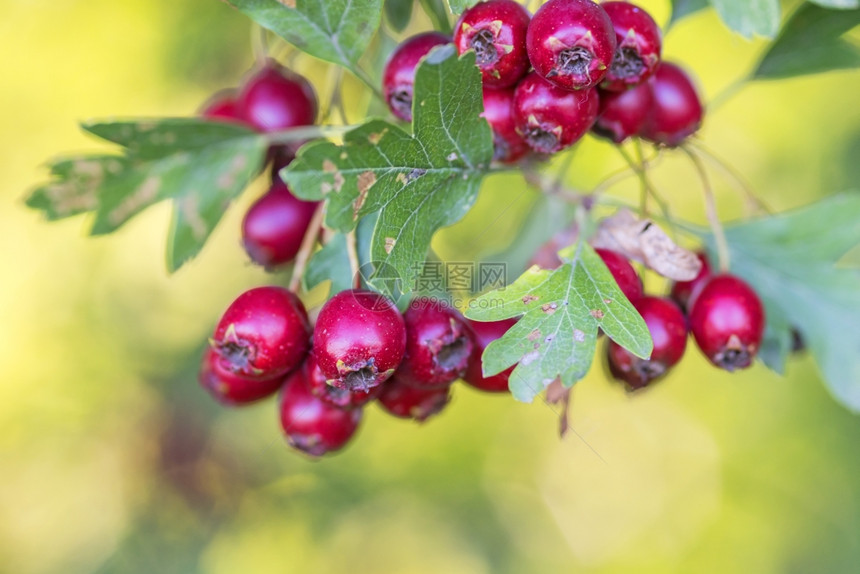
<box><xmin>616</xmin><ymin>144</ymin><xmax>672</xmax><ymax>224</ymax></box>
<box><xmin>288</xmin><ymin>202</ymin><xmax>327</xmax><ymax>293</ymax></box>
<box><xmin>681</xmin><ymin>145</ymin><xmax>731</xmax><ymax>273</ymax></box>
<box><xmin>346</xmin><ymin>229</ymin><xmax>360</xmax><ymax>289</ymax></box>
<box><xmin>687</xmin><ymin>140</ymin><xmax>772</xmax><ymax>215</ymax></box>
<box><xmin>267</xmin><ymin>124</ymin><xmax>353</xmax><ymax>145</ymax></box>
<box><xmin>251</xmin><ymin>24</ymin><xmax>269</xmax><ymax>67</ymax></box>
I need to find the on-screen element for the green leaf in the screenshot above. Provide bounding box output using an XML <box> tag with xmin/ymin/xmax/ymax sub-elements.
<box><xmin>27</xmin><ymin>119</ymin><xmax>267</xmax><ymax>272</ymax></box>
<box><xmin>419</xmin><ymin>0</ymin><xmax>452</xmax><ymax>34</ymax></box>
<box><xmin>808</xmin><ymin>0</ymin><xmax>859</xmax><ymax>8</ymax></box>
<box><xmin>667</xmin><ymin>0</ymin><xmax>709</xmax><ymax>29</ymax></box>
<box><xmin>753</xmin><ymin>4</ymin><xmax>860</xmax><ymax>79</ymax></box>
<box><xmin>226</xmin><ymin>0</ymin><xmax>383</xmax><ymax>78</ymax></box>
<box><xmin>448</xmin><ymin>0</ymin><xmax>476</xmax><ymax>15</ymax></box>
<box><xmin>702</xmin><ymin>193</ymin><xmax>860</xmax><ymax>412</ymax></box>
<box><xmin>465</xmin><ymin>242</ymin><xmax>652</xmax><ymax>403</ymax></box>
<box><xmin>384</xmin><ymin>0</ymin><xmax>413</xmax><ymax>31</ymax></box>
<box><xmin>710</xmin><ymin>0</ymin><xmax>780</xmax><ymax>38</ymax></box>
<box><xmin>304</xmin><ymin>213</ymin><xmax>377</xmax><ymax>295</ymax></box>
<box><xmin>284</xmin><ymin>46</ymin><xmax>493</xmax><ymax>296</ymax></box>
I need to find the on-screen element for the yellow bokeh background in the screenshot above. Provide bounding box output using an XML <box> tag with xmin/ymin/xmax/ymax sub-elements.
<box><xmin>2</xmin><ymin>0</ymin><xmax>859</xmax><ymax>572</ymax></box>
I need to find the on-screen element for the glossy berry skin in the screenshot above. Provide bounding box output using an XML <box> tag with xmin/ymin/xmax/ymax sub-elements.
<box><xmin>595</xmin><ymin>248</ymin><xmax>643</xmax><ymax>303</ymax></box>
<box><xmin>383</xmin><ymin>32</ymin><xmax>451</xmax><ymax>122</ymax></box>
<box><xmin>211</xmin><ymin>287</ymin><xmax>311</xmax><ymax>380</ymax></box>
<box><xmin>600</xmin><ymin>2</ymin><xmax>662</xmax><ymax>92</ymax></box>
<box><xmin>278</xmin><ymin>368</ymin><xmax>362</xmax><ymax>457</ymax></box>
<box><xmin>198</xmin><ymin>348</ymin><xmax>284</xmax><ymax>405</ymax></box>
<box><xmin>313</xmin><ymin>289</ymin><xmax>407</xmax><ymax>391</ymax></box>
<box><xmin>238</xmin><ymin>62</ymin><xmax>318</xmax><ymax>133</ymax></box>
<box><xmin>526</xmin><ymin>0</ymin><xmax>617</xmax><ymax>91</ymax></box>
<box><xmin>378</xmin><ymin>376</ymin><xmax>451</xmax><ymax>422</ymax></box>
<box><xmin>304</xmin><ymin>353</ymin><xmax>382</xmax><ymax>410</ymax></box>
<box><xmin>592</xmin><ymin>82</ymin><xmax>653</xmax><ymax>143</ymax></box>
<box><xmin>640</xmin><ymin>62</ymin><xmax>704</xmax><ymax>147</ymax></box>
<box><xmin>482</xmin><ymin>86</ymin><xmax>530</xmax><ymax>163</ymax></box>
<box><xmin>607</xmin><ymin>296</ymin><xmax>687</xmax><ymax>390</ymax></box>
<box><xmin>513</xmin><ymin>72</ymin><xmax>600</xmax><ymax>154</ymax></box>
<box><xmin>689</xmin><ymin>275</ymin><xmax>765</xmax><ymax>372</ymax></box>
<box><xmin>201</xmin><ymin>92</ymin><xmax>243</xmax><ymax>122</ymax></box>
<box><xmin>397</xmin><ymin>298</ymin><xmax>475</xmax><ymax>388</ymax></box>
<box><xmin>670</xmin><ymin>252</ymin><xmax>711</xmax><ymax>312</ymax></box>
<box><xmin>454</xmin><ymin>0</ymin><xmax>532</xmax><ymax>88</ymax></box>
<box><xmin>242</xmin><ymin>178</ymin><xmax>318</xmax><ymax>268</ymax></box>
<box><xmin>464</xmin><ymin>318</ymin><xmax>517</xmax><ymax>392</ymax></box>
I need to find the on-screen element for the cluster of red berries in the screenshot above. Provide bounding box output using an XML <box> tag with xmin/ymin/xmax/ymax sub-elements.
<box><xmin>200</xmin><ymin>287</ymin><xmax>516</xmax><ymax>456</ymax></box>
<box><xmin>383</xmin><ymin>0</ymin><xmax>704</xmax><ymax>159</ymax></box>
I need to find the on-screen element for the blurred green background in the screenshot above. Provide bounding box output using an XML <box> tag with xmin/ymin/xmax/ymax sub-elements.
<box><xmin>2</xmin><ymin>0</ymin><xmax>860</xmax><ymax>572</ymax></box>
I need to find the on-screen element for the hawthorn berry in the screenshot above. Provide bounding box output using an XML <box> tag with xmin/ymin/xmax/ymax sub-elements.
<box><xmin>304</xmin><ymin>353</ymin><xmax>382</xmax><ymax>409</ymax></box>
<box><xmin>600</xmin><ymin>2</ymin><xmax>662</xmax><ymax>92</ymax></box>
<box><xmin>201</xmin><ymin>92</ymin><xmax>243</xmax><ymax>122</ymax></box>
<box><xmin>397</xmin><ymin>298</ymin><xmax>474</xmax><ymax>388</ymax></box>
<box><xmin>278</xmin><ymin>368</ymin><xmax>362</xmax><ymax>456</ymax></box>
<box><xmin>689</xmin><ymin>275</ymin><xmax>765</xmax><ymax>371</ymax></box>
<box><xmin>526</xmin><ymin>0</ymin><xmax>616</xmax><ymax>91</ymax></box>
<box><xmin>592</xmin><ymin>81</ymin><xmax>653</xmax><ymax>143</ymax></box>
<box><xmin>606</xmin><ymin>296</ymin><xmax>688</xmax><ymax>390</ymax></box>
<box><xmin>464</xmin><ymin>318</ymin><xmax>517</xmax><ymax>393</ymax></box>
<box><xmin>670</xmin><ymin>251</ymin><xmax>711</xmax><ymax>312</ymax></box>
<box><xmin>513</xmin><ymin>72</ymin><xmax>600</xmax><ymax>154</ymax></box>
<box><xmin>242</xmin><ymin>178</ymin><xmax>318</xmax><ymax>268</ymax></box>
<box><xmin>595</xmin><ymin>248</ymin><xmax>643</xmax><ymax>303</ymax></box>
<box><xmin>482</xmin><ymin>86</ymin><xmax>530</xmax><ymax>163</ymax></box>
<box><xmin>378</xmin><ymin>375</ymin><xmax>451</xmax><ymax>422</ymax></box>
<box><xmin>198</xmin><ymin>348</ymin><xmax>284</xmax><ymax>405</ymax></box>
<box><xmin>383</xmin><ymin>32</ymin><xmax>451</xmax><ymax>122</ymax></box>
<box><xmin>640</xmin><ymin>62</ymin><xmax>704</xmax><ymax>147</ymax></box>
<box><xmin>454</xmin><ymin>0</ymin><xmax>532</xmax><ymax>88</ymax></box>
<box><xmin>313</xmin><ymin>289</ymin><xmax>407</xmax><ymax>391</ymax></box>
<box><xmin>211</xmin><ymin>286</ymin><xmax>311</xmax><ymax>380</ymax></box>
<box><xmin>238</xmin><ymin>61</ymin><xmax>318</xmax><ymax>133</ymax></box>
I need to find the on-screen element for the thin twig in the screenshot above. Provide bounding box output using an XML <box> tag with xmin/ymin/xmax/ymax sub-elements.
<box><xmin>616</xmin><ymin>144</ymin><xmax>673</xmax><ymax>225</ymax></box>
<box><xmin>687</xmin><ymin>140</ymin><xmax>772</xmax><ymax>215</ymax></box>
<box><xmin>288</xmin><ymin>202</ymin><xmax>326</xmax><ymax>293</ymax></box>
<box><xmin>681</xmin><ymin>145</ymin><xmax>731</xmax><ymax>273</ymax></box>
<box><xmin>345</xmin><ymin>229</ymin><xmax>361</xmax><ymax>289</ymax></box>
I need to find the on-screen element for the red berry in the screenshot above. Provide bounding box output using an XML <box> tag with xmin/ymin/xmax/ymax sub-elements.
<box><xmin>313</xmin><ymin>289</ymin><xmax>407</xmax><ymax>391</ymax></box>
<box><xmin>211</xmin><ymin>287</ymin><xmax>311</xmax><ymax>380</ymax></box>
<box><xmin>242</xmin><ymin>178</ymin><xmax>318</xmax><ymax>268</ymax></box>
<box><xmin>482</xmin><ymin>86</ymin><xmax>530</xmax><ymax>163</ymax></box>
<box><xmin>595</xmin><ymin>248</ymin><xmax>643</xmax><ymax>303</ymax></box>
<box><xmin>383</xmin><ymin>32</ymin><xmax>451</xmax><ymax>122</ymax></box>
<box><xmin>513</xmin><ymin>72</ymin><xmax>600</xmax><ymax>154</ymax></box>
<box><xmin>454</xmin><ymin>0</ymin><xmax>532</xmax><ymax>88</ymax></box>
<box><xmin>198</xmin><ymin>348</ymin><xmax>284</xmax><ymax>405</ymax></box>
<box><xmin>201</xmin><ymin>92</ymin><xmax>243</xmax><ymax>122</ymax></box>
<box><xmin>600</xmin><ymin>2</ymin><xmax>662</xmax><ymax>92</ymax></box>
<box><xmin>670</xmin><ymin>251</ymin><xmax>711</xmax><ymax>312</ymax></box>
<box><xmin>398</xmin><ymin>298</ymin><xmax>474</xmax><ymax>388</ymax></box>
<box><xmin>464</xmin><ymin>318</ymin><xmax>517</xmax><ymax>392</ymax></box>
<box><xmin>592</xmin><ymin>81</ymin><xmax>653</xmax><ymax>143</ymax></box>
<box><xmin>304</xmin><ymin>353</ymin><xmax>382</xmax><ymax>409</ymax></box>
<box><xmin>640</xmin><ymin>62</ymin><xmax>703</xmax><ymax>147</ymax></box>
<box><xmin>378</xmin><ymin>376</ymin><xmax>451</xmax><ymax>422</ymax></box>
<box><xmin>607</xmin><ymin>296</ymin><xmax>687</xmax><ymax>390</ymax></box>
<box><xmin>238</xmin><ymin>61</ymin><xmax>318</xmax><ymax>133</ymax></box>
<box><xmin>278</xmin><ymin>368</ymin><xmax>362</xmax><ymax>456</ymax></box>
<box><xmin>689</xmin><ymin>275</ymin><xmax>765</xmax><ymax>371</ymax></box>
<box><xmin>526</xmin><ymin>0</ymin><xmax>617</xmax><ymax>91</ymax></box>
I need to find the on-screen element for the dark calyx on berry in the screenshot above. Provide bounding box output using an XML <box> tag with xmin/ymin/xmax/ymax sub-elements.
<box><xmin>555</xmin><ymin>46</ymin><xmax>593</xmax><ymax>78</ymax></box>
<box><xmin>611</xmin><ymin>47</ymin><xmax>644</xmax><ymax>80</ymax></box>
<box><xmin>472</xmin><ymin>29</ymin><xmax>499</xmax><ymax>65</ymax></box>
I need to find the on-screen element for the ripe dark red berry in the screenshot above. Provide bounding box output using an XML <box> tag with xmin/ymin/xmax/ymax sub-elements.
<box><xmin>378</xmin><ymin>376</ymin><xmax>451</xmax><ymax>421</ymax></box>
<box><xmin>278</xmin><ymin>368</ymin><xmax>362</xmax><ymax>456</ymax></box>
<box><xmin>464</xmin><ymin>318</ymin><xmax>517</xmax><ymax>392</ymax></box>
<box><xmin>211</xmin><ymin>286</ymin><xmax>311</xmax><ymax>380</ymax></box>
<box><xmin>689</xmin><ymin>275</ymin><xmax>765</xmax><ymax>371</ymax></box>
<box><xmin>670</xmin><ymin>251</ymin><xmax>711</xmax><ymax>312</ymax></box>
<box><xmin>595</xmin><ymin>248</ymin><xmax>643</xmax><ymax>303</ymax></box>
<box><xmin>482</xmin><ymin>86</ymin><xmax>530</xmax><ymax>163</ymax></box>
<box><xmin>600</xmin><ymin>2</ymin><xmax>662</xmax><ymax>92</ymax></box>
<box><xmin>304</xmin><ymin>353</ymin><xmax>382</xmax><ymax>409</ymax></box>
<box><xmin>313</xmin><ymin>289</ymin><xmax>407</xmax><ymax>391</ymax></box>
<box><xmin>592</xmin><ymin>81</ymin><xmax>653</xmax><ymax>143</ymax></box>
<box><xmin>454</xmin><ymin>0</ymin><xmax>532</xmax><ymax>88</ymax></box>
<box><xmin>242</xmin><ymin>178</ymin><xmax>318</xmax><ymax>267</ymax></box>
<box><xmin>198</xmin><ymin>348</ymin><xmax>284</xmax><ymax>405</ymax></box>
<box><xmin>607</xmin><ymin>296</ymin><xmax>688</xmax><ymax>390</ymax></box>
<box><xmin>383</xmin><ymin>32</ymin><xmax>451</xmax><ymax>122</ymax></box>
<box><xmin>201</xmin><ymin>92</ymin><xmax>243</xmax><ymax>122</ymax></box>
<box><xmin>397</xmin><ymin>298</ymin><xmax>474</xmax><ymax>388</ymax></box>
<box><xmin>640</xmin><ymin>62</ymin><xmax>704</xmax><ymax>147</ymax></box>
<box><xmin>526</xmin><ymin>0</ymin><xmax>616</xmax><ymax>91</ymax></box>
<box><xmin>238</xmin><ymin>61</ymin><xmax>318</xmax><ymax>133</ymax></box>
<box><xmin>513</xmin><ymin>72</ymin><xmax>600</xmax><ymax>154</ymax></box>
